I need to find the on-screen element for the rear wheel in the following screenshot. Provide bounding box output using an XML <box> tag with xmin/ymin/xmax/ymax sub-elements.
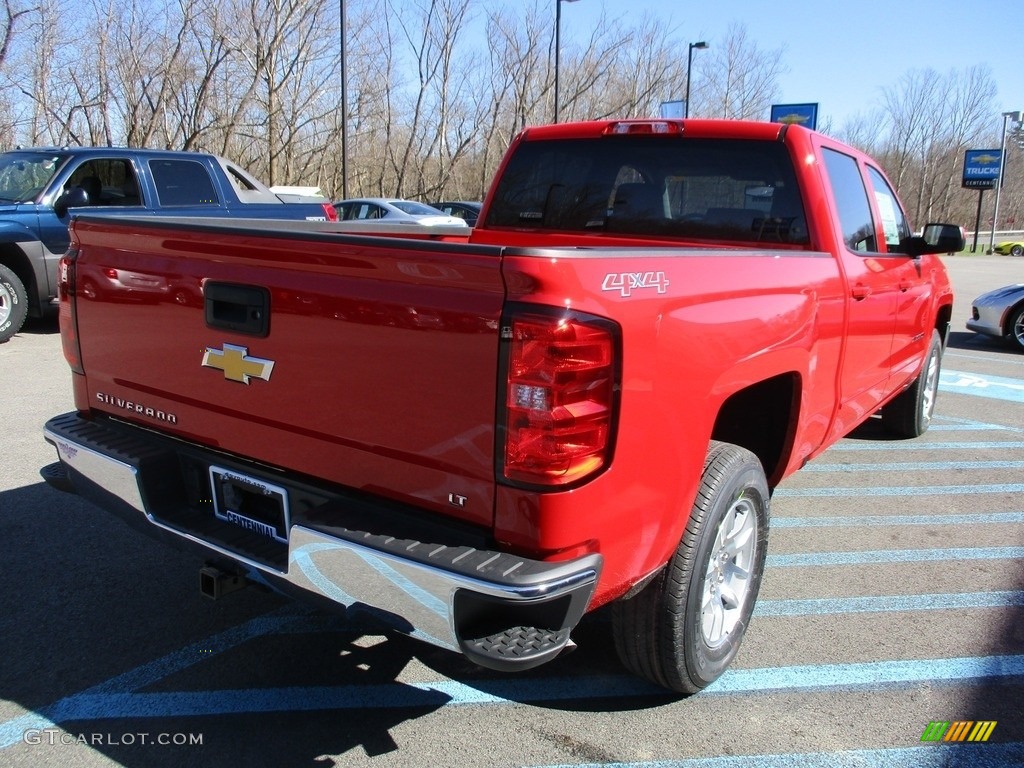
<box><xmin>0</xmin><ymin>263</ymin><xmax>28</xmax><ymax>344</ymax></box>
<box><xmin>881</xmin><ymin>329</ymin><xmax>942</xmax><ymax>437</ymax></box>
<box><xmin>1010</xmin><ymin>244</ymin><xmax>1023</xmax><ymax>257</ymax></box>
<box><xmin>612</xmin><ymin>441</ymin><xmax>769</xmax><ymax>694</ymax></box>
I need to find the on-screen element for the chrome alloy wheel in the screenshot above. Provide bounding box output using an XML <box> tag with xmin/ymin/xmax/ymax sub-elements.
<box><xmin>0</xmin><ymin>281</ymin><xmax>11</xmax><ymax>326</ymax></box>
<box><xmin>920</xmin><ymin>343</ymin><xmax>941</xmax><ymax>425</ymax></box>
<box><xmin>700</xmin><ymin>494</ymin><xmax>758</xmax><ymax>648</ymax></box>
<box><xmin>1013</xmin><ymin>309</ymin><xmax>1024</xmax><ymax>349</ymax></box>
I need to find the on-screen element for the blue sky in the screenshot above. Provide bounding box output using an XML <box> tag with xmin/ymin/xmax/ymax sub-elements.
<box><xmin>554</xmin><ymin>0</ymin><xmax>1023</xmax><ymax>130</ymax></box>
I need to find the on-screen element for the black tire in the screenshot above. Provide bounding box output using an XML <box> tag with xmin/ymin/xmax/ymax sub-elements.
<box><xmin>612</xmin><ymin>441</ymin><xmax>769</xmax><ymax>694</ymax></box>
<box><xmin>1007</xmin><ymin>305</ymin><xmax>1024</xmax><ymax>352</ymax></box>
<box><xmin>881</xmin><ymin>329</ymin><xmax>942</xmax><ymax>438</ymax></box>
<box><xmin>1010</xmin><ymin>244</ymin><xmax>1023</xmax><ymax>257</ymax></box>
<box><xmin>0</xmin><ymin>263</ymin><xmax>29</xmax><ymax>344</ymax></box>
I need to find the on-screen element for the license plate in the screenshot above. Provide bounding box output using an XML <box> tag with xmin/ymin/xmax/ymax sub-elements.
<box><xmin>209</xmin><ymin>466</ymin><xmax>290</xmax><ymax>543</ymax></box>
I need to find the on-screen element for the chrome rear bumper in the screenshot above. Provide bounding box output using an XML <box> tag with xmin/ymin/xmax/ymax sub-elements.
<box><xmin>43</xmin><ymin>412</ymin><xmax>601</xmax><ymax>671</ymax></box>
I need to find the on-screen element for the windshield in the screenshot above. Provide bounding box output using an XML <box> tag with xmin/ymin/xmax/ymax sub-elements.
<box><xmin>485</xmin><ymin>137</ymin><xmax>809</xmax><ymax>245</ymax></box>
<box><xmin>0</xmin><ymin>152</ymin><xmax>67</xmax><ymax>202</ymax></box>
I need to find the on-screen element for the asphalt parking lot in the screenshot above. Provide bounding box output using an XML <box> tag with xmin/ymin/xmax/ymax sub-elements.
<box><xmin>0</xmin><ymin>254</ymin><xmax>1021</xmax><ymax>768</ymax></box>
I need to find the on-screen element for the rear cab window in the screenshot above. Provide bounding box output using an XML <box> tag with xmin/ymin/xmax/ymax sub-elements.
<box><xmin>484</xmin><ymin>136</ymin><xmax>809</xmax><ymax>245</ymax></box>
<box><xmin>149</xmin><ymin>159</ymin><xmax>220</xmax><ymax>207</ymax></box>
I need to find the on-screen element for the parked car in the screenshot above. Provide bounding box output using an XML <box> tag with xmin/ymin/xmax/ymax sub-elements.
<box><xmin>333</xmin><ymin>198</ymin><xmax>468</xmax><ymax>227</ymax></box>
<box><xmin>430</xmin><ymin>201</ymin><xmax>482</xmax><ymax>226</ymax></box>
<box><xmin>966</xmin><ymin>283</ymin><xmax>1024</xmax><ymax>351</ymax></box>
<box><xmin>993</xmin><ymin>240</ymin><xmax>1024</xmax><ymax>257</ymax></box>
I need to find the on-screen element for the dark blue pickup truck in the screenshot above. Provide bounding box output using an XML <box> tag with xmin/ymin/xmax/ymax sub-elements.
<box><xmin>0</xmin><ymin>147</ymin><xmax>336</xmax><ymax>343</ymax></box>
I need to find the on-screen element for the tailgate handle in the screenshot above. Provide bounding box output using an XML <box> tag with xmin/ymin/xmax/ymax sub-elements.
<box><xmin>204</xmin><ymin>282</ymin><xmax>270</xmax><ymax>337</ymax></box>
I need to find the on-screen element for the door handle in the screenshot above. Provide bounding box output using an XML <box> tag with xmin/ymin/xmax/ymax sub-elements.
<box><xmin>851</xmin><ymin>284</ymin><xmax>871</xmax><ymax>300</ymax></box>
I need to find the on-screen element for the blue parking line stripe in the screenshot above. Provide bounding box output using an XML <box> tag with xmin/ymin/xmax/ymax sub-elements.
<box><xmin>928</xmin><ymin>415</ymin><xmax>1022</xmax><ymax>432</ymax></box>
<box><xmin>940</xmin><ymin>369</ymin><xmax>1024</xmax><ymax>403</ymax></box>
<box><xmin>755</xmin><ymin>591</ymin><xmax>1024</xmax><ymax>616</ymax></box>
<box><xmin>704</xmin><ymin>655</ymin><xmax>1024</xmax><ymax>692</ymax></box>
<box><xmin>775</xmin><ymin>483</ymin><xmax>1024</xmax><ymax>497</ymax></box>
<box><xmin>948</xmin><ymin>349</ymin><xmax>1024</xmax><ymax>364</ymax></box>
<box><xmin>5</xmin><ymin>656</ymin><xmax>1022</xmax><ymax>726</ymax></box>
<box><xmin>830</xmin><ymin>441</ymin><xmax>1024</xmax><ymax>451</ymax></box>
<box><xmin>527</xmin><ymin>742</ymin><xmax>1024</xmax><ymax>768</ymax></box>
<box><xmin>769</xmin><ymin>547</ymin><xmax>1024</xmax><ymax>567</ymax></box>
<box><xmin>804</xmin><ymin>460</ymin><xmax>1024</xmax><ymax>471</ymax></box>
<box><xmin>771</xmin><ymin>512</ymin><xmax>1024</xmax><ymax>527</ymax></box>
<box><xmin>926</xmin><ymin>423</ymin><xmax>1017</xmax><ymax>430</ymax></box>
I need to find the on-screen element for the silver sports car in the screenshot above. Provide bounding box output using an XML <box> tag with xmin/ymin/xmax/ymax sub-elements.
<box><xmin>966</xmin><ymin>284</ymin><xmax>1024</xmax><ymax>351</ymax></box>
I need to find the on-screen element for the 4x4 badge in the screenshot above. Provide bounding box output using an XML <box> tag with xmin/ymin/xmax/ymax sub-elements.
<box><xmin>202</xmin><ymin>343</ymin><xmax>274</xmax><ymax>384</ymax></box>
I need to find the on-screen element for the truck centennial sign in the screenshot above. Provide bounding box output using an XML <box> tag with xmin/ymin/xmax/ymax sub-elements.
<box><xmin>962</xmin><ymin>149</ymin><xmax>1002</xmax><ymax>189</ymax></box>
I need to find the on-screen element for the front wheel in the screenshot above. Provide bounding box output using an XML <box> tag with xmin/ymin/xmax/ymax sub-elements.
<box><xmin>612</xmin><ymin>441</ymin><xmax>769</xmax><ymax>694</ymax></box>
<box><xmin>881</xmin><ymin>329</ymin><xmax>942</xmax><ymax>438</ymax></box>
<box><xmin>1010</xmin><ymin>244</ymin><xmax>1023</xmax><ymax>257</ymax></box>
<box><xmin>1007</xmin><ymin>305</ymin><xmax>1024</xmax><ymax>352</ymax></box>
<box><xmin>0</xmin><ymin>263</ymin><xmax>29</xmax><ymax>344</ymax></box>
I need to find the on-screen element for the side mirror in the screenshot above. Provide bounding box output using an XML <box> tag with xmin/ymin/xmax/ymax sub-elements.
<box><xmin>53</xmin><ymin>186</ymin><xmax>90</xmax><ymax>217</ymax></box>
<box><xmin>900</xmin><ymin>223</ymin><xmax>965</xmax><ymax>257</ymax></box>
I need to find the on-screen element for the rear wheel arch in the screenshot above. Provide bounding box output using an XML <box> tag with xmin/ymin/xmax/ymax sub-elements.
<box><xmin>710</xmin><ymin>372</ymin><xmax>800</xmax><ymax>487</ymax></box>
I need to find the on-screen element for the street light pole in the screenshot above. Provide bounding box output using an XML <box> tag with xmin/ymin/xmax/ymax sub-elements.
<box><xmin>685</xmin><ymin>41</ymin><xmax>707</xmax><ymax>119</ymax></box>
<box><xmin>989</xmin><ymin>110</ymin><xmax>1022</xmax><ymax>253</ymax></box>
<box><xmin>554</xmin><ymin>0</ymin><xmax>581</xmax><ymax>123</ymax></box>
<box><xmin>340</xmin><ymin>0</ymin><xmax>349</xmax><ymax>199</ymax></box>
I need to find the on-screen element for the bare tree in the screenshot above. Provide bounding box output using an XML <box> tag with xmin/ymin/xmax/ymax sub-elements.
<box><xmin>695</xmin><ymin>23</ymin><xmax>784</xmax><ymax>120</ymax></box>
<box><xmin>877</xmin><ymin>66</ymin><xmax>997</xmax><ymax>225</ymax></box>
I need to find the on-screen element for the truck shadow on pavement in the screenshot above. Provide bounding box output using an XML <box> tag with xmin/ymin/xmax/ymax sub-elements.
<box><xmin>0</xmin><ymin>481</ymin><xmax>672</xmax><ymax>768</ymax></box>
<box><xmin>13</xmin><ymin>315</ymin><xmax>60</xmax><ymax>337</ymax></box>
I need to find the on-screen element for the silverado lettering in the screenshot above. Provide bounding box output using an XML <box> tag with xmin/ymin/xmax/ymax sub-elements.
<box><xmin>95</xmin><ymin>392</ymin><xmax>178</xmax><ymax>424</ymax></box>
<box><xmin>43</xmin><ymin>119</ymin><xmax>962</xmax><ymax>694</ymax></box>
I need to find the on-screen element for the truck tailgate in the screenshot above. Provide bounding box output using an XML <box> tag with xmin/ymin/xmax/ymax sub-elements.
<box><xmin>68</xmin><ymin>217</ymin><xmax>506</xmax><ymax>529</ymax></box>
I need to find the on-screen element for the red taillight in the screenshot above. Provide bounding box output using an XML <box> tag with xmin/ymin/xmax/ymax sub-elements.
<box><xmin>58</xmin><ymin>250</ymin><xmax>84</xmax><ymax>374</ymax></box>
<box><xmin>501</xmin><ymin>311</ymin><xmax>619</xmax><ymax>488</ymax></box>
<box><xmin>323</xmin><ymin>203</ymin><xmax>338</xmax><ymax>222</ymax></box>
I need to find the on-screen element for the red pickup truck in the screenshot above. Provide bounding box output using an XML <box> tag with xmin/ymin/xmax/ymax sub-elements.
<box><xmin>42</xmin><ymin>119</ymin><xmax>962</xmax><ymax>694</ymax></box>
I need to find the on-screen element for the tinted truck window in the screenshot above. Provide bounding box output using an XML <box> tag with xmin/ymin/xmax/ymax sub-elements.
<box><xmin>821</xmin><ymin>148</ymin><xmax>876</xmax><ymax>252</ymax></box>
<box><xmin>484</xmin><ymin>137</ymin><xmax>808</xmax><ymax>244</ymax></box>
<box><xmin>149</xmin><ymin>159</ymin><xmax>220</xmax><ymax>206</ymax></box>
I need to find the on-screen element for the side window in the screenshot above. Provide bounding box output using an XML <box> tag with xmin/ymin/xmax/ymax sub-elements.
<box><xmin>149</xmin><ymin>159</ymin><xmax>220</xmax><ymax>206</ymax></box>
<box><xmin>821</xmin><ymin>148</ymin><xmax>876</xmax><ymax>252</ymax></box>
<box><xmin>866</xmin><ymin>166</ymin><xmax>911</xmax><ymax>251</ymax></box>
<box><xmin>65</xmin><ymin>162</ymin><xmax>105</xmax><ymax>206</ymax></box>
<box><xmin>65</xmin><ymin>159</ymin><xmax>143</xmax><ymax>207</ymax></box>
<box><xmin>353</xmin><ymin>203</ymin><xmax>383</xmax><ymax>219</ymax></box>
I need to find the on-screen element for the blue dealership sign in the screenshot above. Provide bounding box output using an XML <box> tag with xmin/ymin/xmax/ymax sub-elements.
<box><xmin>962</xmin><ymin>149</ymin><xmax>1001</xmax><ymax>189</ymax></box>
<box><xmin>770</xmin><ymin>103</ymin><xmax>818</xmax><ymax>130</ymax></box>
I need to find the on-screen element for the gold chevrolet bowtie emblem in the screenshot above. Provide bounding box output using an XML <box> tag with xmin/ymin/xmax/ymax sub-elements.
<box><xmin>202</xmin><ymin>344</ymin><xmax>274</xmax><ymax>384</ymax></box>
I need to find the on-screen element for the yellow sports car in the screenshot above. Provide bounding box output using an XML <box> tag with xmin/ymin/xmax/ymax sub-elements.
<box><xmin>993</xmin><ymin>240</ymin><xmax>1024</xmax><ymax>257</ymax></box>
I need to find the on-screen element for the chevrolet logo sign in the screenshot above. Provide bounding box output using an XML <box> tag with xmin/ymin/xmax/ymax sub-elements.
<box><xmin>202</xmin><ymin>344</ymin><xmax>275</xmax><ymax>384</ymax></box>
